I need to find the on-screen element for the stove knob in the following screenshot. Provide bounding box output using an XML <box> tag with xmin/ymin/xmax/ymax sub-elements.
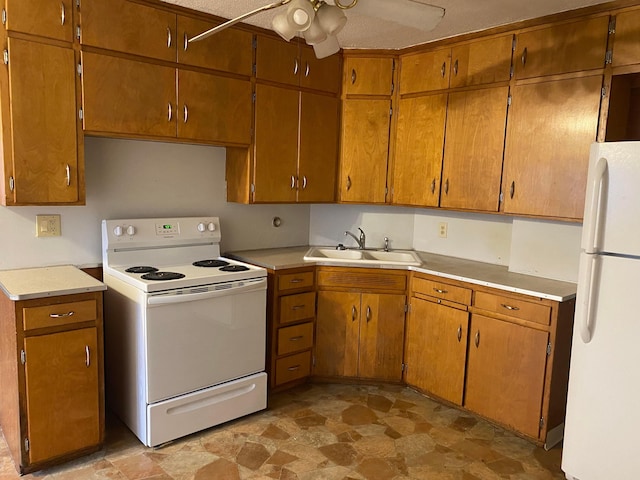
<box><xmin>207</xmin><ymin>222</ymin><xmax>216</xmax><ymax>232</ymax></box>
<box><xmin>126</xmin><ymin>225</ymin><xmax>136</xmax><ymax>236</ymax></box>
<box><xmin>113</xmin><ymin>226</ymin><xmax>123</xmax><ymax>237</ymax></box>
<box><xmin>197</xmin><ymin>222</ymin><xmax>206</xmax><ymax>233</ymax></box>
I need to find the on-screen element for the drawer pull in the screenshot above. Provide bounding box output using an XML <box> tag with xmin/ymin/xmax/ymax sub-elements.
<box><xmin>351</xmin><ymin>305</ymin><xmax>357</xmax><ymax>321</ymax></box>
<box><xmin>289</xmin><ymin>278</ymin><xmax>304</xmax><ymax>284</ymax></box>
<box><xmin>501</xmin><ymin>303</ymin><xmax>520</xmax><ymax>311</ymax></box>
<box><xmin>474</xmin><ymin>330</ymin><xmax>480</xmax><ymax>348</ymax></box>
<box><xmin>433</xmin><ymin>288</ymin><xmax>448</xmax><ymax>294</ymax></box>
<box><xmin>85</xmin><ymin>345</ymin><xmax>91</xmax><ymax>367</ymax></box>
<box><xmin>366</xmin><ymin>306</ymin><xmax>371</xmax><ymax>322</ymax></box>
<box><xmin>287</xmin><ymin>364</ymin><xmax>301</xmax><ymax>371</ymax></box>
<box><xmin>49</xmin><ymin>311</ymin><xmax>75</xmax><ymax>318</ymax></box>
<box><xmin>289</xmin><ymin>335</ymin><xmax>304</xmax><ymax>342</ymax></box>
<box><xmin>457</xmin><ymin>325</ymin><xmax>462</xmax><ymax>342</ymax></box>
<box><xmin>291</xmin><ymin>304</ymin><xmax>306</xmax><ymax>310</ymax></box>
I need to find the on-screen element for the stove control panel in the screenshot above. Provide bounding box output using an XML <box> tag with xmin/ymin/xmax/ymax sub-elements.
<box><xmin>197</xmin><ymin>222</ymin><xmax>216</xmax><ymax>232</ymax></box>
<box><xmin>156</xmin><ymin>223</ymin><xmax>180</xmax><ymax>235</ymax></box>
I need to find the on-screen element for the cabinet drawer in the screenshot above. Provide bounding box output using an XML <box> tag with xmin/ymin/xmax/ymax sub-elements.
<box><xmin>474</xmin><ymin>291</ymin><xmax>551</xmax><ymax>326</ymax></box>
<box><xmin>280</xmin><ymin>292</ymin><xmax>316</xmax><ymax>324</ymax></box>
<box><xmin>23</xmin><ymin>300</ymin><xmax>97</xmax><ymax>331</ymax></box>
<box><xmin>275</xmin><ymin>351</ymin><xmax>311</xmax><ymax>385</ymax></box>
<box><xmin>277</xmin><ymin>322</ymin><xmax>314</xmax><ymax>355</ymax></box>
<box><xmin>277</xmin><ymin>271</ymin><xmax>314</xmax><ymax>292</ymax></box>
<box><xmin>412</xmin><ymin>277</ymin><xmax>471</xmax><ymax>305</ymax></box>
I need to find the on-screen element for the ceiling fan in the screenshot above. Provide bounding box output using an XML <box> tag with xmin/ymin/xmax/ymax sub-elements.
<box><xmin>188</xmin><ymin>0</ymin><xmax>446</xmax><ymax>59</ymax></box>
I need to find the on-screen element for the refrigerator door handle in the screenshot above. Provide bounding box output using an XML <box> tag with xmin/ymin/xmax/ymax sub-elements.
<box><xmin>585</xmin><ymin>157</ymin><xmax>608</xmax><ymax>254</ymax></box>
<box><xmin>578</xmin><ymin>254</ymin><xmax>597</xmax><ymax>344</ymax></box>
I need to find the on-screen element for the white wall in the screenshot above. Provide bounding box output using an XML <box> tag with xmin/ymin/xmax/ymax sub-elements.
<box><xmin>0</xmin><ymin>137</ymin><xmax>311</xmax><ymax>270</ymax></box>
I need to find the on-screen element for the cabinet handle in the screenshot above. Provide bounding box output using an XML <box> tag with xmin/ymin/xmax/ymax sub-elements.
<box><xmin>287</xmin><ymin>364</ymin><xmax>301</xmax><ymax>371</ymax></box>
<box><xmin>168</xmin><ymin>102</ymin><xmax>173</xmax><ymax>121</ymax></box>
<box><xmin>302</xmin><ymin>175</ymin><xmax>307</xmax><ymax>190</ymax></box>
<box><xmin>167</xmin><ymin>27</ymin><xmax>172</xmax><ymax>48</ymax></box>
<box><xmin>453</xmin><ymin>59</ymin><xmax>458</xmax><ymax>76</ymax></box>
<box><xmin>351</xmin><ymin>68</ymin><xmax>357</xmax><ymax>85</ymax></box>
<box><xmin>289</xmin><ymin>335</ymin><xmax>304</xmax><ymax>342</ymax></box>
<box><xmin>85</xmin><ymin>345</ymin><xmax>91</xmax><ymax>367</ymax></box>
<box><xmin>290</xmin><ymin>175</ymin><xmax>296</xmax><ymax>189</ymax></box>
<box><xmin>433</xmin><ymin>287</ymin><xmax>448</xmax><ymax>294</ymax></box>
<box><xmin>501</xmin><ymin>303</ymin><xmax>520</xmax><ymax>311</ymax></box>
<box><xmin>346</xmin><ymin>175</ymin><xmax>352</xmax><ymax>191</ymax></box>
<box><xmin>183</xmin><ymin>104</ymin><xmax>188</xmax><ymax>123</ymax></box>
<box><xmin>305</xmin><ymin>61</ymin><xmax>310</xmax><ymax>77</ymax></box>
<box><xmin>291</xmin><ymin>304</ymin><xmax>306</xmax><ymax>310</ymax></box>
<box><xmin>430</xmin><ymin>178</ymin><xmax>436</xmax><ymax>194</ymax></box>
<box><xmin>289</xmin><ymin>278</ymin><xmax>304</xmax><ymax>284</ymax></box>
<box><xmin>521</xmin><ymin>47</ymin><xmax>527</xmax><ymax>67</ymax></box>
<box><xmin>294</xmin><ymin>58</ymin><xmax>299</xmax><ymax>76</ymax></box>
<box><xmin>474</xmin><ymin>330</ymin><xmax>480</xmax><ymax>348</ymax></box>
<box><xmin>351</xmin><ymin>305</ymin><xmax>357</xmax><ymax>321</ymax></box>
<box><xmin>60</xmin><ymin>2</ymin><xmax>66</xmax><ymax>25</ymax></box>
<box><xmin>183</xmin><ymin>32</ymin><xmax>189</xmax><ymax>51</ymax></box>
<box><xmin>65</xmin><ymin>164</ymin><xmax>71</xmax><ymax>186</ymax></box>
<box><xmin>444</xmin><ymin>178</ymin><xmax>449</xmax><ymax>195</ymax></box>
<box><xmin>49</xmin><ymin>311</ymin><xmax>75</xmax><ymax>318</ymax></box>
<box><xmin>440</xmin><ymin>61</ymin><xmax>446</xmax><ymax>78</ymax></box>
<box><xmin>509</xmin><ymin>180</ymin><xmax>515</xmax><ymax>199</ymax></box>
<box><xmin>366</xmin><ymin>306</ymin><xmax>371</xmax><ymax>322</ymax></box>
<box><xmin>457</xmin><ymin>325</ymin><xmax>462</xmax><ymax>342</ymax></box>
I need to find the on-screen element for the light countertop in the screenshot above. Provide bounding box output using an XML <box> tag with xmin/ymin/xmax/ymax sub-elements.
<box><xmin>226</xmin><ymin>246</ymin><xmax>577</xmax><ymax>302</ymax></box>
<box><xmin>0</xmin><ymin>265</ymin><xmax>107</xmax><ymax>301</ymax></box>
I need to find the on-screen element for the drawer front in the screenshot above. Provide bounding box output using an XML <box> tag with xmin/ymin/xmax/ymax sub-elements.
<box><xmin>413</xmin><ymin>277</ymin><xmax>471</xmax><ymax>305</ymax></box>
<box><xmin>23</xmin><ymin>299</ymin><xmax>97</xmax><ymax>331</ymax></box>
<box><xmin>317</xmin><ymin>269</ymin><xmax>407</xmax><ymax>291</ymax></box>
<box><xmin>275</xmin><ymin>351</ymin><xmax>311</xmax><ymax>385</ymax></box>
<box><xmin>280</xmin><ymin>292</ymin><xmax>316</xmax><ymax>324</ymax></box>
<box><xmin>474</xmin><ymin>291</ymin><xmax>551</xmax><ymax>326</ymax></box>
<box><xmin>277</xmin><ymin>322</ymin><xmax>314</xmax><ymax>356</ymax></box>
<box><xmin>277</xmin><ymin>271</ymin><xmax>314</xmax><ymax>292</ymax></box>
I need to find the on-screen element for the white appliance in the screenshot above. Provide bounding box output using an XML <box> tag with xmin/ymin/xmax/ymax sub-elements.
<box><xmin>562</xmin><ymin>142</ymin><xmax>640</xmax><ymax>480</ymax></box>
<box><xmin>101</xmin><ymin>216</ymin><xmax>268</xmax><ymax>447</ymax></box>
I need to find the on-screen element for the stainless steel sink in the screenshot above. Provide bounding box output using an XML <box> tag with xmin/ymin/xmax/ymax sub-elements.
<box><xmin>303</xmin><ymin>247</ymin><xmax>422</xmax><ymax>266</ymax></box>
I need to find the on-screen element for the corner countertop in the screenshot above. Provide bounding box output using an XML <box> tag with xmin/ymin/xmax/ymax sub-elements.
<box><xmin>226</xmin><ymin>246</ymin><xmax>577</xmax><ymax>302</ymax></box>
<box><xmin>0</xmin><ymin>265</ymin><xmax>107</xmax><ymax>301</ymax></box>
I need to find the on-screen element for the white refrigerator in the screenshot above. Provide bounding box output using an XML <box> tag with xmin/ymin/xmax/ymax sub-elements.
<box><xmin>562</xmin><ymin>142</ymin><xmax>640</xmax><ymax>480</ymax></box>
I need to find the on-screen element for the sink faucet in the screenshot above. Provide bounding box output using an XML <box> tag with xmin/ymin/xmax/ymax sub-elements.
<box><xmin>345</xmin><ymin>228</ymin><xmax>366</xmax><ymax>249</ymax></box>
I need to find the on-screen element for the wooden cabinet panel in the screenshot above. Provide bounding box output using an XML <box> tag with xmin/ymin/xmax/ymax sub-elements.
<box><xmin>612</xmin><ymin>9</ymin><xmax>640</xmax><ymax>68</ymax></box>
<box><xmin>279</xmin><ymin>292</ymin><xmax>316</xmax><ymax>324</ymax></box>
<box><xmin>298</xmin><ymin>92</ymin><xmax>339</xmax><ymax>202</ymax></box>
<box><xmin>177</xmin><ymin>16</ymin><xmax>253</xmax><ymax>75</ymax></box>
<box><xmin>24</xmin><ymin>327</ymin><xmax>100</xmax><ymax>464</ymax></box>
<box><xmin>23</xmin><ymin>299</ymin><xmax>97</xmax><ymax>331</ymax></box>
<box><xmin>502</xmin><ymin>75</ymin><xmax>602</xmax><ymax>219</ymax></box>
<box><xmin>343</xmin><ymin>57</ymin><xmax>394</xmax><ymax>96</ymax></box>
<box><xmin>465</xmin><ymin>314</ymin><xmax>549</xmax><ymax>438</ymax></box>
<box><xmin>300</xmin><ymin>47</ymin><xmax>342</xmax><ymax>94</ymax></box>
<box><xmin>6</xmin><ymin>38</ymin><xmax>80</xmax><ymax>205</ymax></box>
<box><xmin>80</xmin><ymin>0</ymin><xmax>176</xmax><ymax>61</ymax></box>
<box><xmin>5</xmin><ymin>0</ymin><xmax>73</xmax><ymax>42</ymax></box>
<box><xmin>400</xmin><ymin>49</ymin><xmax>450</xmax><ymax>94</ymax></box>
<box><xmin>177</xmin><ymin>70</ymin><xmax>251</xmax><ymax>145</ymax></box>
<box><xmin>450</xmin><ymin>35</ymin><xmax>513</xmax><ymax>88</ymax></box>
<box><xmin>392</xmin><ymin>94</ymin><xmax>446</xmax><ymax>207</ymax></box>
<box><xmin>253</xmin><ymin>84</ymin><xmax>299</xmax><ymax>202</ymax></box>
<box><xmin>81</xmin><ymin>53</ymin><xmax>177</xmax><ymax>137</ymax></box>
<box><xmin>474</xmin><ymin>291</ymin><xmax>551</xmax><ymax>326</ymax></box>
<box><xmin>441</xmin><ymin>86</ymin><xmax>508</xmax><ymax>211</ymax></box>
<box><xmin>405</xmin><ymin>297</ymin><xmax>468</xmax><ymax>405</ymax></box>
<box><xmin>277</xmin><ymin>322</ymin><xmax>314</xmax><ymax>355</ymax></box>
<box><xmin>339</xmin><ymin>99</ymin><xmax>390</xmax><ymax>203</ymax></box>
<box><xmin>412</xmin><ymin>277</ymin><xmax>471</xmax><ymax>305</ymax></box>
<box><xmin>275</xmin><ymin>351</ymin><xmax>311</xmax><ymax>385</ymax></box>
<box><xmin>255</xmin><ymin>36</ymin><xmax>300</xmax><ymax>87</ymax></box>
<box><xmin>277</xmin><ymin>271</ymin><xmax>315</xmax><ymax>292</ymax></box>
<box><xmin>514</xmin><ymin>16</ymin><xmax>609</xmax><ymax>79</ymax></box>
<box><xmin>317</xmin><ymin>268</ymin><xmax>407</xmax><ymax>291</ymax></box>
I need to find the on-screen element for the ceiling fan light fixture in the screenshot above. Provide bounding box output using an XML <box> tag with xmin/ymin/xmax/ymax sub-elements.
<box><xmin>272</xmin><ymin>11</ymin><xmax>298</xmax><ymax>40</ymax></box>
<box><xmin>312</xmin><ymin>33</ymin><xmax>340</xmax><ymax>59</ymax></box>
<box><xmin>286</xmin><ymin>0</ymin><xmax>316</xmax><ymax>31</ymax></box>
<box><xmin>316</xmin><ymin>3</ymin><xmax>347</xmax><ymax>36</ymax></box>
<box><xmin>303</xmin><ymin>16</ymin><xmax>328</xmax><ymax>44</ymax></box>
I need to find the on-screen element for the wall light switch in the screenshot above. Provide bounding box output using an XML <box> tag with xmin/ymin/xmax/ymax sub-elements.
<box><xmin>36</xmin><ymin>215</ymin><xmax>61</xmax><ymax>237</ymax></box>
<box><xmin>438</xmin><ymin>222</ymin><xmax>448</xmax><ymax>238</ymax></box>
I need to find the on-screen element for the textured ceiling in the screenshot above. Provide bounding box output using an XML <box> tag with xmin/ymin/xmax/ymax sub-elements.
<box><xmin>161</xmin><ymin>0</ymin><xmax>612</xmax><ymax>49</ymax></box>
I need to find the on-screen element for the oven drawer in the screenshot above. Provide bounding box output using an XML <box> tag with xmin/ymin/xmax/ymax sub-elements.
<box><xmin>277</xmin><ymin>271</ymin><xmax>314</xmax><ymax>292</ymax></box>
<box><xmin>279</xmin><ymin>292</ymin><xmax>315</xmax><ymax>324</ymax></box>
<box><xmin>23</xmin><ymin>299</ymin><xmax>98</xmax><ymax>331</ymax></box>
<box><xmin>277</xmin><ymin>322</ymin><xmax>314</xmax><ymax>356</ymax></box>
<box><xmin>275</xmin><ymin>351</ymin><xmax>311</xmax><ymax>385</ymax></box>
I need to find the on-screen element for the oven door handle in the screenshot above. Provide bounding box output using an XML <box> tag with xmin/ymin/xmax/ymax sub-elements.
<box><xmin>147</xmin><ymin>277</ymin><xmax>267</xmax><ymax>306</ymax></box>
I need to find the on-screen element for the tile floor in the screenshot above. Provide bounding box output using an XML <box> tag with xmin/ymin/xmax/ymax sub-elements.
<box><xmin>0</xmin><ymin>383</ymin><xmax>566</xmax><ymax>480</ymax></box>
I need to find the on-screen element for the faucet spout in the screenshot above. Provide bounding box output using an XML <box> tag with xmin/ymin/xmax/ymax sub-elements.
<box><xmin>345</xmin><ymin>227</ymin><xmax>366</xmax><ymax>249</ymax></box>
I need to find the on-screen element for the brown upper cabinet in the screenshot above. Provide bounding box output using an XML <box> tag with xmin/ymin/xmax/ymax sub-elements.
<box><xmin>611</xmin><ymin>8</ymin><xmax>640</xmax><ymax>68</ymax></box>
<box><xmin>400</xmin><ymin>49</ymin><xmax>450</xmax><ymax>94</ymax></box>
<box><xmin>513</xmin><ymin>16</ymin><xmax>610</xmax><ymax>79</ymax></box>
<box><xmin>343</xmin><ymin>56</ymin><xmax>394</xmax><ymax>96</ymax></box>
<box><xmin>4</xmin><ymin>0</ymin><xmax>75</xmax><ymax>42</ymax></box>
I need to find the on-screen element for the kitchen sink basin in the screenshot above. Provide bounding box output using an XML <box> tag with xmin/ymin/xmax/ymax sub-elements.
<box><xmin>304</xmin><ymin>247</ymin><xmax>422</xmax><ymax>266</ymax></box>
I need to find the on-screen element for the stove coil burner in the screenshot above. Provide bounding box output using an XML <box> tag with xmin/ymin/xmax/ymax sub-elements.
<box><xmin>193</xmin><ymin>259</ymin><xmax>230</xmax><ymax>268</ymax></box>
<box><xmin>219</xmin><ymin>265</ymin><xmax>250</xmax><ymax>272</ymax></box>
<box><xmin>141</xmin><ymin>271</ymin><xmax>186</xmax><ymax>281</ymax></box>
<box><xmin>126</xmin><ymin>266</ymin><xmax>159</xmax><ymax>274</ymax></box>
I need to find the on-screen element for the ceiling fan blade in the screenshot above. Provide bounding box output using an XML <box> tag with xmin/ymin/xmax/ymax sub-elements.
<box><xmin>353</xmin><ymin>0</ymin><xmax>445</xmax><ymax>32</ymax></box>
<box><xmin>189</xmin><ymin>0</ymin><xmax>291</xmax><ymax>43</ymax></box>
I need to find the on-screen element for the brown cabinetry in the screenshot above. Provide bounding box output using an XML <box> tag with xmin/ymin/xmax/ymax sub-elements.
<box><xmin>343</xmin><ymin>56</ymin><xmax>394</xmax><ymax>95</ymax></box>
<box><xmin>611</xmin><ymin>8</ymin><xmax>640</xmax><ymax>68</ymax></box>
<box><xmin>4</xmin><ymin>0</ymin><xmax>74</xmax><ymax>42</ymax></box>
<box><xmin>0</xmin><ymin>291</ymin><xmax>104</xmax><ymax>474</ymax></box>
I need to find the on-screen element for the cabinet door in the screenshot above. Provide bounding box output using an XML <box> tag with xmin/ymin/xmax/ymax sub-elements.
<box><xmin>465</xmin><ymin>314</ymin><xmax>548</xmax><ymax>438</ymax></box>
<box><xmin>405</xmin><ymin>297</ymin><xmax>468</xmax><ymax>405</ymax></box>
<box><xmin>7</xmin><ymin>39</ymin><xmax>80</xmax><ymax>204</ymax></box>
<box><xmin>80</xmin><ymin>0</ymin><xmax>176</xmax><ymax>62</ymax></box>
<box><xmin>399</xmin><ymin>49</ymin><xmax>450</xmax><ymax>94</ymax></box>
<box><xmin>514</xmin><ymin>16</ymin><xmax>609</xmax><ymax>79</ymax></box>
<box><xmin>255</xmin><ymin>36</ymin><xmax>300</xmax><ymax>87</ymax></box>
<box><xmin>441</xmin><ymin>86</ymin><xmax>508</xmax><ymax>211</ymax></box>
<box><xmin>300</xmin><ymin>46</ymin><xmax>341</xmax><ymax>94</ymax></box>
<box><xmin>298</xmin><ymin>92</ymin><xmax>339</xmax><ymax>202</ymax></box>
<box><xmin>450</xmin><ymin>35</ymin><xmax>513</xmax><ymax>88</ymax></box>
<box><xmin>177</xmin><ymin>16</ymin><xmax>253</xmax><ymax>75</ymax></box>
<box><xmin>5</xmin><ymin>0</ymin><xmax>73</xmax><ymax>42</ymax></box>
<box><xmin>611</xmin><ymin>9</ymin><xmax>640</xmax><ymax>68</ymax></box>
<box><xmin>392</xmin><ymin>93</ymin><xmax>446</xmax><ymax>207</ymax></box>
<box><xmin>82</xmin><ymin>52</ymin><xmax>177</xmax><ymax>138</ymax></box>
<box><xmin>343</xmin><ymin>57</ymin><xmax>394</xmax><ymax>96</ymax></box>
<box><xmin>177</xmin><ymin>70</ymin><xmax>251</xmax><ymax>145</ymax></box>
<box><xmin>253</xmin><ymin>84</ymin><xmax>299</xmax><ymax>202</ymax></box>
<box><xmin>24</xmin><ymin>327</ymin><xmax>100</xmax><ymax>464</ymax></box>
<box><xmin>339</xmin><ymin>99</ymin><xmax>390</xmax><ymax>203</ymax></box>
<box><xmin>315</xmin><ymin>291</ymin><xmax>360</xmax><ymax>377</ymax></box>
<box><xmin>502</xmin><ymin>75</ymin><xmax>602</xmax><ymax>219</ymax></box>
<box><xmin>358</xmin><ymin>293</ymin><xmax>405</xmax><ymax>382</ymax></box>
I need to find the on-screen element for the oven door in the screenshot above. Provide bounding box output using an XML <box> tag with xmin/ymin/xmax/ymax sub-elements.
<box><xmin>144</xmin><ymin>277</ymin><xmax>266</xmax><ymax>404</ymax></box>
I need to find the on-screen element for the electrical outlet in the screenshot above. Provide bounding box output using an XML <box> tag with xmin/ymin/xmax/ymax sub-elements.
<box><xmin>438</xmin><ymin>222</ymin><xmax>448</xmax><ymax>238</ymax></box>
<box><xmin>36</xmin><ymin>215</ymin><xmax>61</xmax><ymax>237</ymax></box>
